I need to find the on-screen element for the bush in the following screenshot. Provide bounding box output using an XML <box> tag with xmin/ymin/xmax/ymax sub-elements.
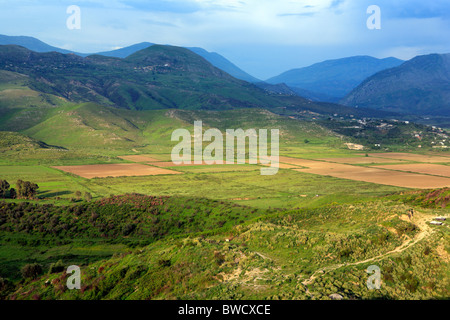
<box><xmin>84</xmin><ymin>192</ymin><xmax>93</xmax><ymax>202</ymax></box>
<box><xmin>21</xmin><ymin>263</ymin><xmax>43</xmax><ymax>279</ymax></box>
<box><xmin>158</xmin><ymin>259</ymin><xmax>172</xmax><ymax>268</ymax></box>
<box><xmin>49</xmin><ymin>260</ymin><xmax>65</xmax><ymax>274</ymax></box>
<box><xmin>122</xmin><ymin>223</ymin><xmax>136</xmax><ymax>236</ymax></box>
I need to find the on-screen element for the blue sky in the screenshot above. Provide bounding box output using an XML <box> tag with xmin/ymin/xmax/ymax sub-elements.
<box><xmin>0</xmin><ymin>0</ymin><xmax>449</xmax><ymax>79</ymax></box>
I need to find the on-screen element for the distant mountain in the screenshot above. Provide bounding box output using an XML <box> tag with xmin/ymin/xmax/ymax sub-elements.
<box><xmin>187</xmin><ymin>47</ymin><xmax>260</xmax><ymax>83</ymax></box>
<box><xmin>96</xmin><ymin>42</ymin><xmax>155</xmax><ymax>58</ymax></box>
<box><xmin>0</xmin><ymin>34</ymin><xmax>77</xmax><ymax>54</ymax></box>
<box><xmin>266</xmin><ymin>56</ymin><xmax>404</xmax><ymax>100</ymax></box>
<box><xmin>0</xmin><ymin>34</ymin><xmax>259</xmax><ymax>83</ymax></box>
<box><xmin>341</xmin><ymin>54</ymin><xmax>450</xmax><ymax>116</ymax></box>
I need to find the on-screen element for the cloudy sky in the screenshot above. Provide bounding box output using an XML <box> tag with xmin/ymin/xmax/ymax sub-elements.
<box><xmin>0</xmin><ymin>0</ymin><xmax>449</xmax><ymax>79</ymax></box>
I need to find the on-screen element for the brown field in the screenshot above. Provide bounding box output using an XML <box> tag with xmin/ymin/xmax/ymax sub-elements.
<box><xmin>53</xmin><ymin>163</ymin><xmax>182</xmax><ymax>179</ymax></box>
<box><xmin>173</xmin><ymin>164</ymin><xmax>261</xmax><ymax>173</ymax></box>
<box><xmin>319</xmin><ymin>157</ymin><xmax>406</xmax><ymax>165</ymax></box>
<box><xmin>279</xmin><ymin>156</ymin><xmax>450</xmax><ymax>189</ymax></box>
<box><xmin>148</xmin><ymin>161</ymin><xmax>218</xmax><ymax>167</ymax></box>
<box><xmin>118</xmin><ymin>155</ymin><xmax>163</xmax><ymax>162</ymax></box>
<box><xmin>365</xmin><ymin>153</ymin><xmax>450</xmax><ymax>163</ymax></box>
<box><xmin>260</xmin><ymin>162</ymin><xmax>302</xmax><ymax>169</ymax></box>
<box><xmin>373</xmin><ymin>163</ymin><xmax>450</xmax><ymax>178</ymax></box>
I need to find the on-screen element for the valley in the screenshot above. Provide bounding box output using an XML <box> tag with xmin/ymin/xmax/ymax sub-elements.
<box><xmin>0</xmin><ymin>42</ymin><xmax>448</xmax><ymax>301</ymax></box>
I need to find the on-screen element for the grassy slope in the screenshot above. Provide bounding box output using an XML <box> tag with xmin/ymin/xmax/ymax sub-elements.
<box><xmin>1</xmin><ymin>192</ymin><xmax>448</xmax><ymax>300</ymax></box>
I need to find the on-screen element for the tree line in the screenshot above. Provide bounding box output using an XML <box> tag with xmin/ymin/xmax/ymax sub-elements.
<box><xmin>0</xmin><ymin>179</ymin><xmax>39</xmax><ymax>200</ymax></box>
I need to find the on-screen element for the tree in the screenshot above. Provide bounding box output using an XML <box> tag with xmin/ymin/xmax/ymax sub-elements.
<box><xmin>16</xmin><ymin>179</ymin><xmax>24</xmax><ymax>197</ymax></box>
<box><xmin>75</xmin><ymin>191</ymin><xmax>82</xmax><ymax>200</ymax></box>
<box><xmin>0</xmin><ymin>179</ymin><xmax>10</xmax><ymax>198</ymax></box>
<box><xmin>9</xmin><ymin>188</ymin><xmax>16</xmax><ymax>199</ymax></box>
<box><xmin>16</xmin><ymin>180</ymin><xmax>39</xmax><ymax>199</ymax></box>
<box><xmin>84</xmin><ymin>192</ymin><xmax>92</xmax><ymax>202</ymax></box>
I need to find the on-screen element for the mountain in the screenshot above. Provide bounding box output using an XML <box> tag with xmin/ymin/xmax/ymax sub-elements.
<box><xmin>187</xmin><ymin>47</ymin><xmax>260</xmax><ymax>83</ymax></box>
<box><xmin>341</xmin><ymin>54</ymin><xmax>450</xmax><ymax>116</ymax></box>
<box><xmin>266</xmin><ymin>56</ymin><xmax>404</xmax><ymax>101</ymax></box>
<box><xmin>96</xmin><ymin>42</ymin><xmax>155</xmax><ymax>58</ymax></box>
<box><xmin>0</xmin><ymin>44</ymin><xmax>263</xmax><ymax>111</ymax></box>
<box><xmin>0</xmin><ymin>34</ymin><xmax>259</xmax><ymax>83</ymax></box>
<box><xmin>0</xmin><ymin>34</ymin><xmax>77</xmax><ymax>54</ymax></box>
<box><xmin>0</xmin><ymin>44</ymin><xmax>317</xmax><ymax>113</ymax></box>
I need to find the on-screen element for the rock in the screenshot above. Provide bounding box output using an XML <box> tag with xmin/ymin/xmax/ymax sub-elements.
<box><xmin>329</xmin><ymin>293</ymin><xmax>344</xmax><ymax>300</ymax></box>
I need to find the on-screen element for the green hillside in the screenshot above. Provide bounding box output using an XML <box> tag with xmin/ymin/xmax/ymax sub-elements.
<box><xmin>1</xmin><ymin>192</ymin><xmax>447</xmax><ymax>300</ymax></box>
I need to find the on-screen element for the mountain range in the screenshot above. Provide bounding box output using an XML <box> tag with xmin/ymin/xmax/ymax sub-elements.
<box><xmin>1</xmin><ymin>34</ymin><xmax>449</xmax><ymax>120</ymax></box>
<box><xmin>266</xmin><ymin>56</ymin><xmax>404</xmax><ymax>102</ymax></box>
<box><xmin>0</xmin><ymin>35</ymin><xmax>259</xmax><ymax>84</ymax></box>
<box><xmin>2</xmin><ymin>43</ymin><xmax>389</xmax><ymax>129</ymax></box>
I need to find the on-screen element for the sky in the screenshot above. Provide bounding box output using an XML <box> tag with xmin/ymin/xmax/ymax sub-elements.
<box><xmin>0</xmin><ymin>0</ymin><xmax>449</xmax><ymax>79</ymax></box>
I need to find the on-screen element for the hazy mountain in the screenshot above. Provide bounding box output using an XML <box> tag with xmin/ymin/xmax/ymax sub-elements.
<box><xmin>0</xmin><ymin>34</ymin><xmax>77</xmax><ymax>54</ymax></box>
<box><xmin>96</xmin><ymin>42</ymin><xmax>155</xmax><ymax>58</ymax></box>
<box><xmin>341</xmin><ymin>54</ymin><xmax>450</xmax><ymax>116</ymax></box>
<box><xmin>0</xmin><ymin>34</ymin><xmax>259</xmax><ymax>83</ymax></box>
<box><xmin>187</xmin><ymin>47</ymin><xmax>260</xmax><ymax>83</ymax></box>
<box><xmin>266</xmin><ymin>56</ymin><xmax>404</xmax><ymax>100</ymax></box>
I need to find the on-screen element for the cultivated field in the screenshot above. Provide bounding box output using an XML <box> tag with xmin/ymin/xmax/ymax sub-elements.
<box><xmin>373</xmin><ymin>163</ymin><xmax>450</xmax><ymax>178</ymax></box>
<box><xmin>118</xmin><ymin>155</ymin><xmax>163</xmax><ymax>162</ymax></box>
<box><xmin>53</xmin><ymin>163</ymin><xmax>182</xmax><ymax>179</ymax></box>
<box><xmin>279</xmin><ymin>156</ymin><xmax>450</xmax><ymax>189</ymax></box>
<box><xmin>319</xmin><ymin>157</ymin><xmax>406</xmax><ymax>165</ymax></box>
<box><xmin>365</xmin><ymin>153</ymin><xmax>450</xmax><ymax>163</ymax></box>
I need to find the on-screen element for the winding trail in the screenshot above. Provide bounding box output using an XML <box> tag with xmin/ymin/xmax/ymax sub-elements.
<box><xmin>301</xmin><ymin>211</ymin><xmax>434</xmax><ymax>292</ymax></box>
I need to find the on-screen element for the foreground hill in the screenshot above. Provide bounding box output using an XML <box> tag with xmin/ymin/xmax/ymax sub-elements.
<box><xmin>267</xmin><ymin>56</ymin><xmax>404</xmax><ymax>101</ymax></box>
<box><xmin>341</xmin><ymin>54</ymin><xmax>450</xmax><ymax>116</ymax></box>
<box><xmin>0</xmin><ymin>191</ymin><xmax>447</xmax><ymax>300</ymax></box>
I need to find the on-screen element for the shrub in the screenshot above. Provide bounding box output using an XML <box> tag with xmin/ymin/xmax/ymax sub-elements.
<box><xmin>49</xmin><ymin>260</ymin><xmax>65</xmax><ymax>274</ymax></box>
<box><xmin>84</xmin><ymin>192</ymin><xmax>93</xmax><ymax>202</ymax></box>
<box><xmin>122</xmin><ymin>223</ymin><xmax>136</xmax><ymax>236</ymax></box>
<box><xmin>158</xmin><ymin>259</ymin><xmax>172</xmax><ymax>268</ymax></box>
<box><xmin>21</xmin><ymin>263</ymin><xmax>43</xmax><ymax>279</ymax></box>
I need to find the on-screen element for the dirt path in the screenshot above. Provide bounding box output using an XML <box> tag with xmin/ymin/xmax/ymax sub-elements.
<box><xmin>301</xmin><ymin>211</ymin><xmax>434</xmax><ymax>291</ymax></box>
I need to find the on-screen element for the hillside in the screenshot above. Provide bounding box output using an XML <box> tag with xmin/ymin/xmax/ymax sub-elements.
<box><xmin>0</xmin><ymin>131</ymin><xmax>59</xmax><ymax>151</ymax></box>
<box><xmin>341</xmin><ymin>54</ymin><xmax>450</xmax><ymax>116</ymax></box>
<box><xmin>0</xmin><ymin>44</ymin><xmax>272</xmax><ymax>111</ymax></box>
<box><xmin>267</xmin><ymin>56</ymin><xmax>404</xmax><ymax>101</ymax></box>
<box><xmin>0</xmin><ymin>35</ymin><xmax>260</xmax><ymax>83</ymax></box>
<box><xmin>0</xmin><ymin>192</ymin><xmax>447</xmax><ymax>300</ymax></box>
<box><xmin>0</xmin><ymin>44</ymin><xmax>382</xmax><ymax>119</ymax></box>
